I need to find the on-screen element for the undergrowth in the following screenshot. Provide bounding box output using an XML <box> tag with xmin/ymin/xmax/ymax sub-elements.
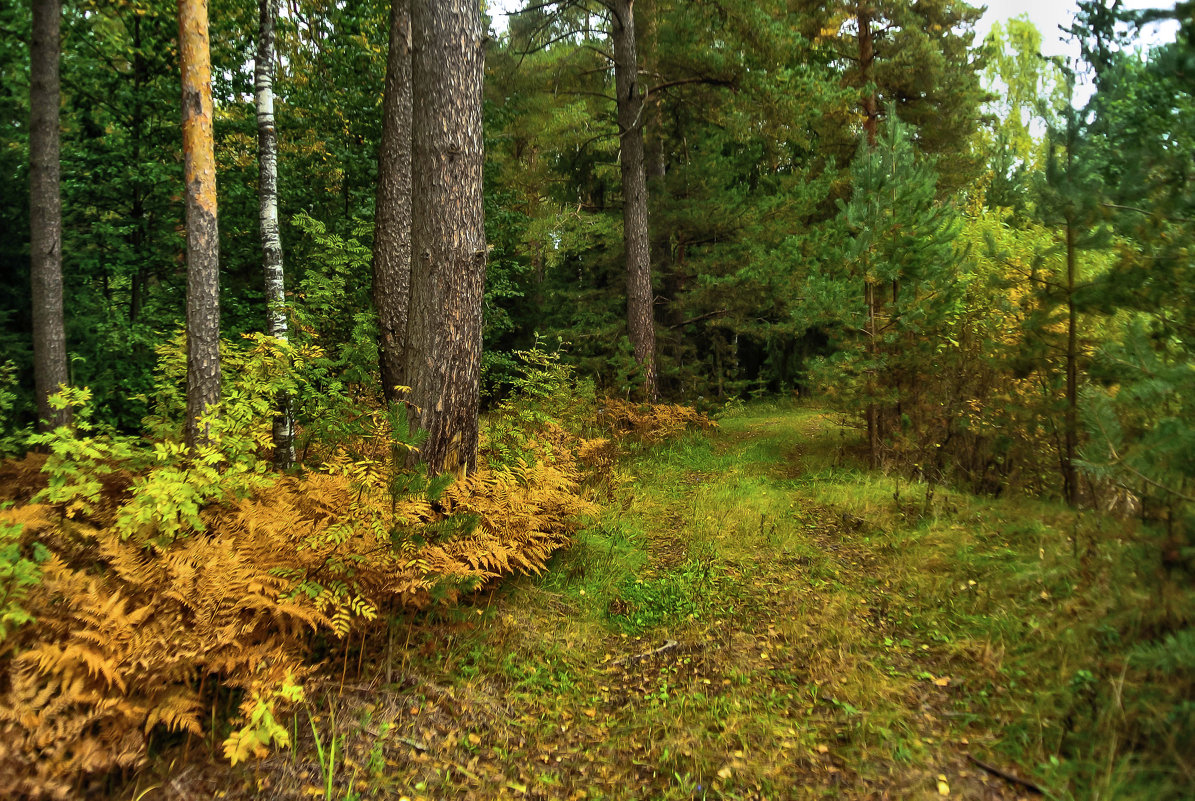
<box><xmin>0</xmin><ymin>338</ymin><xmax>714</xmax><ymax>799</ymax></box>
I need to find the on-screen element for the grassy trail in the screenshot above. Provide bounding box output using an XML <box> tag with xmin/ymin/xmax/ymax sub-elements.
<box><xmin>204</xmin><ymin>403</ymin><xmax>1170</xmax><ymax>801</ymax></box>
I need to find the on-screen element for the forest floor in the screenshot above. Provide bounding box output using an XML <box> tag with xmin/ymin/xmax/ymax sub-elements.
<box><xmin>149</xmin><ymin>402</ymin><xmax>1171</xmax><ymax>801</ymax></box>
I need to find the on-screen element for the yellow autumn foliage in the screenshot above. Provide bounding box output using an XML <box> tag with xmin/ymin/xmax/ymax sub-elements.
<box><xmin>0</xmin><ymin>397</ymin><xmax>711</xmax><ymax>798</ymax></box>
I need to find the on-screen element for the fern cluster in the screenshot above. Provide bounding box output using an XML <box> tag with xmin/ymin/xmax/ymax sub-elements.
<box><xmin>0</xmin><ymin>417</ymin><xmax>597</xmax><ymax>798</ymax></box>
<box><xmin>0</xmin><ymin>343</ymin><xmax>715</xmax><ymax>798</ymax></box>
<box><xmin>596</xmin><ymin>397</ymin><xmax>717</xmax><ymax>443</ymax></box>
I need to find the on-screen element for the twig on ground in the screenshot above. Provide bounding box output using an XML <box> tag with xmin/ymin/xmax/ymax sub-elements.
<box><xmin>967</xmin><ymin>753</ymin><xmax>1044</xmax><ymax>794</ymax></box>
<box><xmin>613</xmin><ymin>639</ymin><xmax>679</xmax><ymax>666</ymax></box>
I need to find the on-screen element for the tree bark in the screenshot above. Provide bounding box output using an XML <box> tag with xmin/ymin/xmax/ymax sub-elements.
<box><xmin>373</xmin><ymin>0</ymin><xmax>413</xmax><ymax>403</ymax></box>
<box><xmin>858</xmin><ymin>3</ymin><xmax>882</xmax><ymax>463</ymax></box>
<box><xmin>404</xmin><ymin>0</ymin><xmax>486</xmax><ymax>475</ymax></box>
<box><xmin>179</xmin><ymin>0</ymin><xmax>221</xmax><ymax>449</ymax></box>
<box><xmin>257</xmin><ymin>0</ymin><xmax>293</xmax><ymax>467</ymax></box>
<box><xmin>611</xmin><ymin>0</ymin><xmax>657</xmax><ymax>400</ymax></box>
<box><xmin>30</xmin><ymin>0</ymin><xmax>71</xmax><ymax>432</ymax></box>
<box><xmin>1064</xmin><ymin>217</ymin><xmax>1078</xmax><ymax>506</ymax></box>
<box><xmin>857</xmin><ymin>3</ymin><xmax>879</xmax><ymax>147</ymax></box>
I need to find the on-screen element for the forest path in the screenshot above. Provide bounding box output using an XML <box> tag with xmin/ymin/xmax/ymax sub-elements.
<box><xmin>195</xmin><ymin>404</ymin><xmax>1044</xmax><ymax>801</ymax></box>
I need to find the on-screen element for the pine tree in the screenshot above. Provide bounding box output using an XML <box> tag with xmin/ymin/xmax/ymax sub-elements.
<box><xmin>178</xmin><ymin>0</ymin><xmax>221</xmax><ymax>448</ymax></box>
<box><xmin>29</xmin><ymin>0</ymin><xmax>70</xmax><ymax>431</ymax></box>
<box><xmin>404</xmin><ymin>0</ymin><xmax>486</xmax><ymax>474</ymax></box>
<box><xmin>820</xmin><ymin>114</ymin><xmax>963</xmax><ymax>465</ymax></box>
<box><xmin>799</xmin><ymin>0</ymin><xmax>988</xmax><ymax>193</ymax></box>
<box><xmin>611</xmin><ymin>0</ymin><xmax>657</xmax><ymax>400</ymax></box>
<box><xmin>373</xmin><ymin>0</ymin><xmax>412</xmax><ymax>404</ymax></box>
<box><xmin>1028</xmin><ymin>66</ymin><xmax>1111</xmax><ymax>506</ymax></box>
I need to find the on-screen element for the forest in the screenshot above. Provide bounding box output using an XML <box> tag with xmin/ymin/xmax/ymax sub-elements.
<box><xmin>0</xmin><ymin>0</ymin><xmax>1193</xmax><ymax>798</ymax></box>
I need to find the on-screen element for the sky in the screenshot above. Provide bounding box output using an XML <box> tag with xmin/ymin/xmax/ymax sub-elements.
<box><xmin>976</xmin><ymin>0</ymin><xmax>1180</xmax><ymax>58</ymax></box>
<box><xmin>976</xmin><ymin>1</ymin><xmax>1180</xmax><ymax>103</ymax></box>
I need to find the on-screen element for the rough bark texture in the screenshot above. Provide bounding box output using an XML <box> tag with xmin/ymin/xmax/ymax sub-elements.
<box><xmin>179</xmin><ymin>0</ymin><xmax>221</xmax><ymax>449</ymax></box>
<box><xmin>257</xmin><ymin>0</ymin><xmax>293</xmax><ymax>467</ymax></box>
<box><xmin>404</xmin><ymin>0</ymin><xmax>485</xmax><ymax>475</ymax></box>
<box><xmin>373</xmin><ymin>0</ymin><xmax>413</xmax><ymax>403</ymax></box>
<box><xmin>30</xmin><ymin>0</ymin><xmax>71</xmax><ymax>432</ymax></box>
<box><xmin>612</xmin><ymin>0</ymin><xmax>657</xmax><ymax>400</ymax></box>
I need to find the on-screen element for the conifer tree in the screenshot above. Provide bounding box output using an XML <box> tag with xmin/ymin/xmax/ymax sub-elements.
<box><xmin>819</xmin><ymin>114</ymin><xmax>962</xmax><ymax>465</ymax></box>
<box><xmin>29</xmin><ymin>0</ymin><xmax>70</xmax><ymax>431</ymax></box>
<box><xmin>404</xmin><ymin>0</ymin><xmax>486</xmax><ymax>474</ymax></box>
<box><xmin>611</xmin><ymin>0</ymin><xmax>657</xmax><ymax>400</ymax></box>
<box><xmin>800</xmin><ymin>0</ymin><xmax>987</xmax><ymax>193</ymax></box>
<box><xmin>1028</xmin><ymin>66</ymin><xmax>1110</xmax><ymax>506</ymax></box>
<box><xmin>178</xmin><ymin>0</ymin><xmax>221</xmax><ymax>448</ymax></box>
<box><xmin>373</xmin><ymin>0</ymin><xmax>412</xmax><ymax>403</ymax></box>
<box><xmin>1073</xmin><ymin>3</ymin><xmax>1195</xmax><ymax>532</ymax></box>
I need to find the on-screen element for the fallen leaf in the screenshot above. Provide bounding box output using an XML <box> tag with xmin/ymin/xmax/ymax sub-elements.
<box><xmin>933</xmin><ymin>676</ymin><xmax>951</xmax><ymax>687</ymax></box>
<box><xmin>717</xmin><ymin>766</ymin><xmax>733</xmax><ymax>779</ymax></box>
<box><xmin>816</xmin><ymin>744</ymin><xmax>829</xmax><ymax>754</ymax></box>
<box><xmin>937</xmin><ymin>774</ymin><xmax>950</xmax><ymax>796</ymax></box>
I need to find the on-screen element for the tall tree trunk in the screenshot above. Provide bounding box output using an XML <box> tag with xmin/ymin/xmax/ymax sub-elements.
<box><xmin>257</xmin><ymin>0</ymin><xmax>293</xmax><ymax>467</ymax></box>
<box><xmin>857</xmin><ymin>3</ymin><xmax>879</xmax><ymax>147</ymax></box>
<box><xmin>373</xmin><ymin>0</ymin><xmax>412</xmax><ymax>403</ymax></box>
<box><xmin>129</xmin><ymin>15</ymin><xmax>148</xmax><ymax>323</ymax></box>
<box><xmin>611</xmin><ymin>0</ymin><xmax>657</xmax><ymax>400</ymax></box>
<box><xmin>1063</xmin><ymin>217</ymin><xmax>1078</xmax><ymax>506</ymax></box>
<box><xmin>404</xmin><ymin>0</ymin><xmax>485</xmax><ymax>475</ymax></box>
<box><xmin>30</xmin><ymin>0</ymin><xmax>71</xmax><ymax>432</ymax></box>
<box><xmin>858</xmin><ymin>3</ymin><xmax>882</xmax><ymax>462</ymax></box>
<box><xmin>179</xmin><ymin>0</ymin><xmax>221</xmax><ymax>449</ymax></box>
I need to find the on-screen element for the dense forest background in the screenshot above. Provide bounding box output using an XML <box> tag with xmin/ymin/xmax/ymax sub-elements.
<box><xmin>2</xmin><ymin>1</ymin><xmax>1195</xmax><ymax>798</ymax></box>
<box><xmin>1</xmin><ymin>0</ymin><xmax>1192</xmax><ymax>509</ymax></box>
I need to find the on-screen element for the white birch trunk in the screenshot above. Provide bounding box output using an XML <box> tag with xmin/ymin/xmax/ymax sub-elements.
<box><xmin>256</xmin><ymin>0</ymin><xmax>294</xmax><ymax>467</ymax></box>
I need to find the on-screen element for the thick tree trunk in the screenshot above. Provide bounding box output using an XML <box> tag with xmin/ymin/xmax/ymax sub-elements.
<box><xmin>257</xmin><ymin>0</ymin><xmax>293</xmax><ymax>467</ymax></box>
<box><xmin>179</xmin><ymin>0</ymin><xmax>221</xmax><ymax>449</ymax></box>
<box><xmin>404</xmin><ymin>0</ymin><xmax>485</xmax><ymax>475</ymax></box>
<box><xmin>30</xmin><ymin>0</ymin><xmax>71</xmax><ymax>432</ymax></box>
<box><xmin>611</xmin><ymin>0</ymin><xmax>657</xmax><ymax>400</ymax></box>
<box><xmin>373</xmin><ymin>0</ymin><xmax>413</xmax><ymax>403</ymax></box>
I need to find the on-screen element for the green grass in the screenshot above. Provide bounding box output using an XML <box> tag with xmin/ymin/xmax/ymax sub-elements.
<box><xmin>234</xmin><ymin>401</ymin><xmax>1192</xmax><ymax>801</ymax></box>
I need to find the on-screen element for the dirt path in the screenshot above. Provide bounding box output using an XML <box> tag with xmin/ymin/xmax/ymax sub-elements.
<box><xmin>158</xmin><ymin>407</ymin><xmax>1043</xmax><ymax>801</ymax></box>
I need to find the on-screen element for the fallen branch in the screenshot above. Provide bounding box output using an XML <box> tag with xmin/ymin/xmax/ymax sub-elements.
<box><xmin>967</xmin><ymin>753</ymin><xmax>1043</xmax><ymax>795</ymax></box>
<box><xmin>613</xmin><ymin>639</ymin><xmax>679</xmax><ymax>666</ymax></box>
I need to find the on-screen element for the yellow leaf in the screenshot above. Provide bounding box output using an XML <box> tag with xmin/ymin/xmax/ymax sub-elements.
<box><xmin>933</xmin><ymin>676</ymin><xmax>951</xmax><ymax>687</ymax></box>
<box><xmin>937</xmin><ymin>775</ymin><xmax>950</xmax><ymax>796</ymax></box>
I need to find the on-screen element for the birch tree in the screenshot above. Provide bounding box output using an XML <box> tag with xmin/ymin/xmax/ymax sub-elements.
<box><xmin>256</xmin><ymin>0</ymin><xmax>293</xmax><ymax>467</ymax></box>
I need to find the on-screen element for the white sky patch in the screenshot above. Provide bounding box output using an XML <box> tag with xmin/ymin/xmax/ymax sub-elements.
<box><xmin>976</xmin><ymin>1</ymin><xmax>1180</xmax><ymax>105</ymax></box>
